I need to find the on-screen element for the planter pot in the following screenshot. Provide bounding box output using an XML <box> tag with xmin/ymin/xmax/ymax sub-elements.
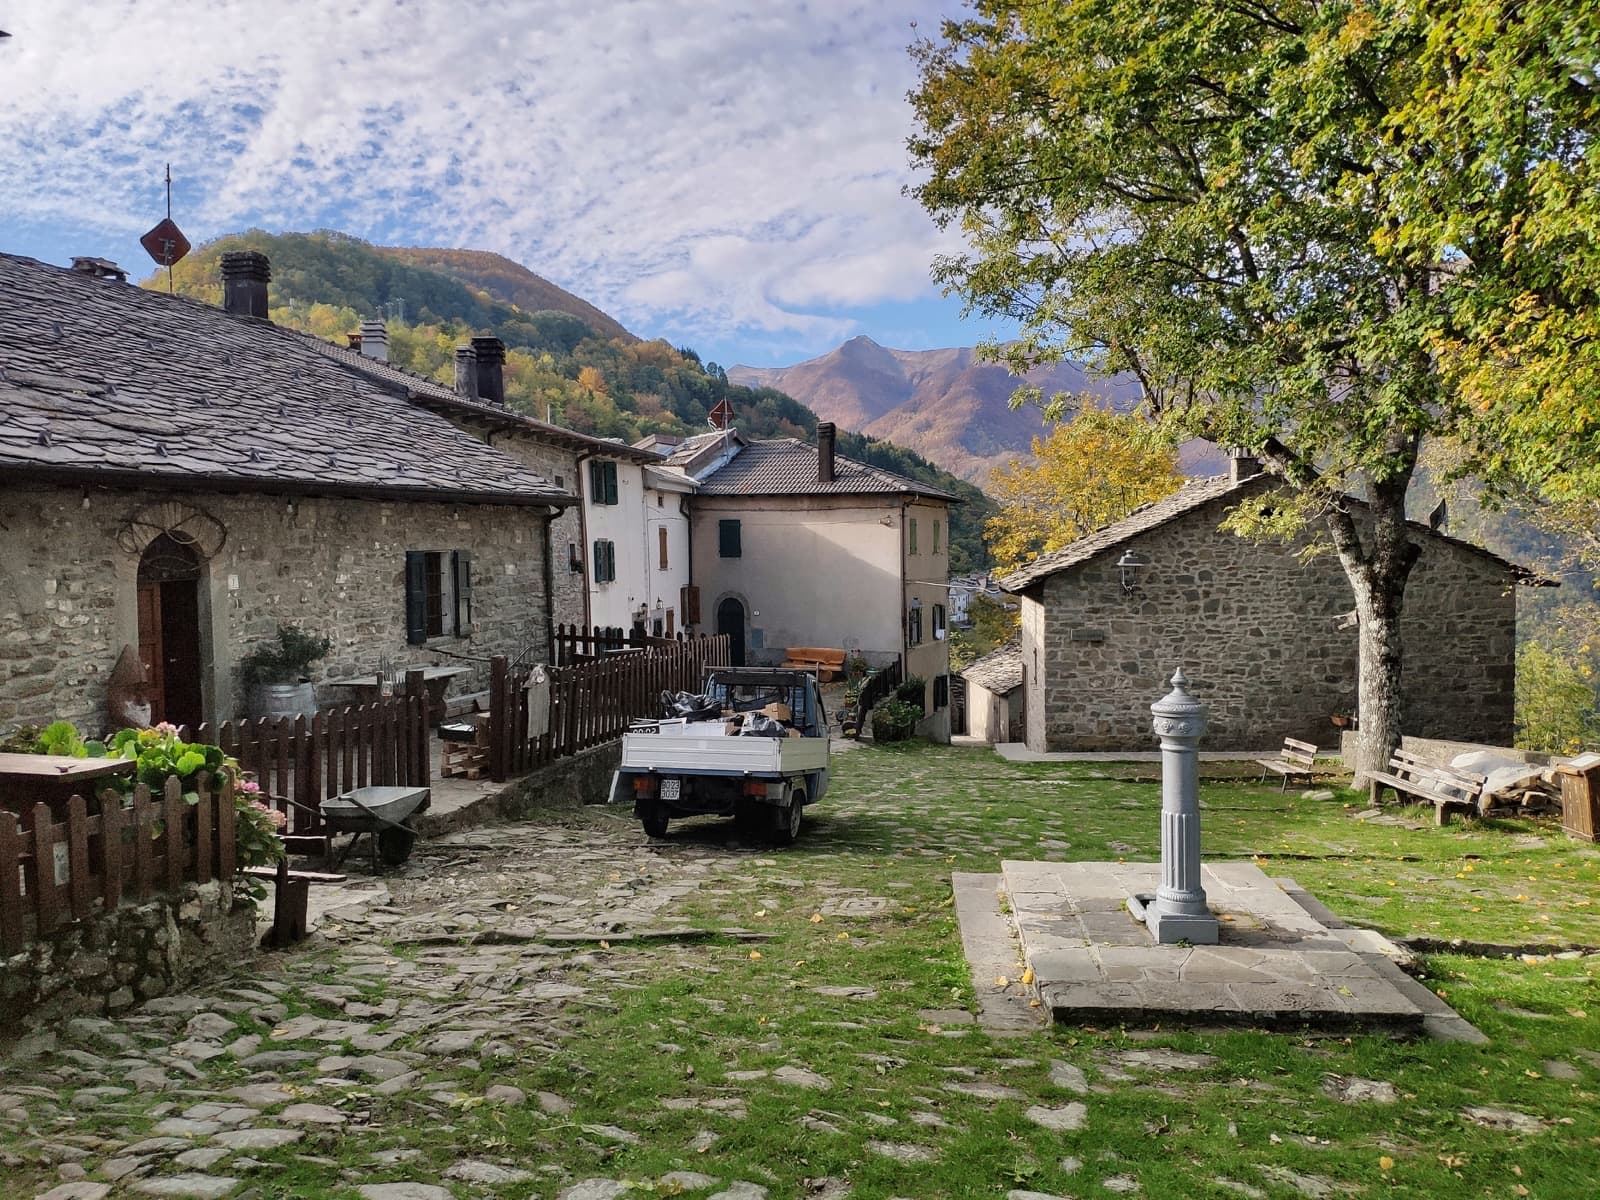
<box><xmin>251</xmin><ymin>681</ymin><xmax>318</xmax><ymax>722</ymax></box>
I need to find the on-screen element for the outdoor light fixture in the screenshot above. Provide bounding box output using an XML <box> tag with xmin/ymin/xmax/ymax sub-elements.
<box><xmin>1116</xmin><ymin>550</ymin><xmax>1147</xmax><ymax>594</ymax></box>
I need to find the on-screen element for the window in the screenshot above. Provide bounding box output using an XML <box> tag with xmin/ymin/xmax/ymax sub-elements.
<box><xmin>933</xmin><ymin>603</ymin><xmax>947</xmax><ymax>640</ymax></box>
<box><xmin>933</xmin><ymin>520</ymin><xmax>942</xmax><ymax>554</ymax></box>
<box><xmin>405</xmin><ymin>550</ymin><xmax>472</xmax><ymax>643</ymax></box>
<box><xmin>934</xmin><ymin>674</ymin><xmax>949</xmax><ymax>710</ymax></box>
<box><xmin>718</xmin><ymin>519</ymin><xmax>742</xmax><ymax>558</ymax></box>
<box><xmin>568</xmin><ymin>542</ymin><xmax>583</xmax><ymax>573</ymax></box>
<box><xmin>588</xmin><ymin>460</ymin><xmax>619</xmax><ymax>505</ymax></box>
<box><xmin>592</xmin><ymin>539</ymin><xmax>617</xmax><ymax>584</ymax></box>
<box><xmin>909</xmin><ymin>517</ymin><xmax>919</xmax><ymax>555</ymax></box>
<box><xmin>907</xmin><ymin>603</ymin><xmax>923</xmax><ymax>646</ymax></box>
<box><xmin>658</xmin><ymin>526</ymin><xmax>669</xmax><ymax>570</ymax></box>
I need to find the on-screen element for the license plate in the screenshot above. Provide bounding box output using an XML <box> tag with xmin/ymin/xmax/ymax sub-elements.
<box><xmin>659</xmin><ymin>777</ymin><xmax>681</xmax><ymax>801</ymax></box>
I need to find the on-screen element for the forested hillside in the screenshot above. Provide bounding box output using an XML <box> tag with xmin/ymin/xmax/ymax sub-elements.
<box><xmin>147</xmin><ymin>231</ymin><xmax>994</xmax><ymax>571</ymax></box>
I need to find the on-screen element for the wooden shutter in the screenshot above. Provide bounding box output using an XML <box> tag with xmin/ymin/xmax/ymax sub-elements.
<box><xmin>658</xmin><ymin>525</ymin><xmax>668</xmax><ymax>569</ymax></box>
<box><xmin>593</xmin><ymin>540</ymin><xmax>605</xmax><ymax>583</ymax></box>
<box><xmin>681</xmin><ymin>584</ymin><xmax>701</xmax><ymax>625</ymax></box>
<box><xmin>718</xmin><ymin>519</ymin><xmax>741</xmax><ymax>558</ymax></box>
<box><xmin>934</xmin><ymin>674</ymin><xmax>949</xmax><ymax>709</ymax></box>
<box><xmin>604</xmin><ymin>462</ymin><xmax>618</xmax><ymax>505</ymax></box>
<box><xmin>404</xmin><ymin>552</ymin><xmax>428</xmax><ymax>644</ymax></box>
<box><xmin>588</xmin><ymin>460</ymin><xmax>603</xmax><ymax>501</ymax></box>
<box><xmin>452</xmin><ymin>550</ymin><xmax>473</xmax><ymax>636</ymax></box>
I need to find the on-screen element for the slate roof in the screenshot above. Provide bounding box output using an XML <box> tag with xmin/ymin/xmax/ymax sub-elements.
<box><xmin>962</xmin><ymin>642</ymin><xmax>1023</xmax><ymax>695</ymax></box>
<box><xmin>0</xmin><ymin>252</ymin><xmax>570</xmax><ymax>506</ymax></box>
<box><xmin>997</xmin><ymin>471</ymin><xmax>1552</xmax><ymax>592</ymax></box>
<box><xmin>296</xmin><ymin>332</ymin><xmax>662</xmax><ymax>464</ymax></box>
<box><xmin>689</xmin><ymin>437</ymin><xmax>955</xmax><ymax>500</ymax></box>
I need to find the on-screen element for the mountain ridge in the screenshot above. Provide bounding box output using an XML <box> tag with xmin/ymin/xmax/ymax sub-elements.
<box><xmin>728</xmin><ymin>336</ymin><xmax>1147</xmax><ymax>485</ymax></box>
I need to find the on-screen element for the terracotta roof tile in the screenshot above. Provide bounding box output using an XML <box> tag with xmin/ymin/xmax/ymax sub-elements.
<box><xmin>693</xmin><ymin>438</ymin><xmax>954</xmax><ymax>500</ymax></box>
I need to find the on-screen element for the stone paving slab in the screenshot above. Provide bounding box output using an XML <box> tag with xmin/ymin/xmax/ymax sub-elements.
<box><xmin>995</xmin><ymin>859</ymin><xmax>1484</xmax><ymax>1038</ymax></box>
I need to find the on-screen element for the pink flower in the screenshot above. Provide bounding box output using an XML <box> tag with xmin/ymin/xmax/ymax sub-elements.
<box><xmin>250</xmin><ymin>798</ymin><xmax>287</xmax><ymax>829</ymax></box>
<box><xmin>155</xmin><ymin>721</ymin><xmax>179</xmax><ymax>735</ymax></box>
<box><xmin>239</xmin><ymin>780</ymin><xmax>262</xmax><ymax>794</ymax></box>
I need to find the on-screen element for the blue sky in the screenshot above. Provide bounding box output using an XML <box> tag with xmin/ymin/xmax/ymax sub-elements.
<box><xmin>0</xmin><ymin>1</ymin><xmax>1016</xmax><ymax>369</ymax></box>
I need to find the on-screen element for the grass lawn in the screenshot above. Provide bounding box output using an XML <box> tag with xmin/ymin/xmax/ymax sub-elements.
<box><xmin>4</xmin><ymin>742</ymin><xmax>1598</xmax><ymax>1199</ymax></box>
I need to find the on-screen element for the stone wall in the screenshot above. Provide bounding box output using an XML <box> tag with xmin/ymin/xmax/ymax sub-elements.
<box><xmin>0</xmin><ymin>880</ymin><xmax>256</xmax><ymax>1027</ymax></box>
<box><xmin>1022</xmin><ymin>490</ymin><xmax>1521</xmax><ymax>751</ymax></box>
<box><xmin>0</xmin><ymin>482</ymin><xmax>552</xmax><ymax>732</ymax></box>
<box><xmin>413</xmin><ymin>740</ymin><xmax>623</xmax><ymax>836</ymax></box>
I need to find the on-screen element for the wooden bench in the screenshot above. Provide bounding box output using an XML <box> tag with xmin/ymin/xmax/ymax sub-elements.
<box><xmin>1257</xmin><ymin>738</ymin><xmax>1318</xmax><ymax>790</ymax></box>
<box><xmin>1368</xmin><ymin>749</ymin><xmax>1490</xmax><ymax>825</ymax></box>
<box><xmin>780</xmin><ymin>647</ymin><xmax>847</xmax><ymax>681</ymax></box>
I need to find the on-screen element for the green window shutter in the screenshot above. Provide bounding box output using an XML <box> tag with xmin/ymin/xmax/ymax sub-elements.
<box><xmin>588</xmin><ymin>460</ymin><xmax>602</xmax><ymax>500</ymax></box>
<box><xmin>909</xmin><ymin>518</ymin><xmax>918</xmax><ymax>555</ymax></box>
<box><xmin>452</xmin><ymin>550</ymin><xmax>473</xmax><ymax>636</ymax></box>
<box><xmin>719</xmin><ymin>519</ymin><xmax>741</xmax><ymax>558</ymax></box>
<box><xmin>605</xmin><ymin>541</ymin><xmax>616</xmax><ymax>582</ymax></box>
<box><xmin>404</xmin><ymin>552</ymin><xmax>428</xmax><ymax>644</ymax></box>
<box><xmin>605</xmin><ymin>461</ymin><xmax>618</xmax><ymax>505</ymax></box>
<box><xmin>593</xmin><ymin>539</ymin><xmax>605</xmax><ymax>583</ymax></box>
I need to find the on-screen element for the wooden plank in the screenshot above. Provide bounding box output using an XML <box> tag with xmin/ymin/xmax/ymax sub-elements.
<box><xmin>489</xmin><ymin>655</ymin><xmax>509</xmax><ymax>783</ymax></box>
<box><xmin>216</xmin><ymin>775</ymin><xmax>236</xmax><ymax>881</ymax></box>
<box><xmin>0</xmin><ymin>814</ymin><xmax>25</xmax><ymax>955</ymax></box>
<box><xmin>132</xmin><ymin>786</ymin><xmax>153</xmax><ymax>900</ymax></box>
<box><xmin>163</xmin><ymin>777</ymin><xmax>185</xmax><ymax>893</ymax></box>
<box><xmin>100</xmin><ymin>791</ymin><xmax>124</xmax><ymax>911</ymax></box>
<box><xmin>30</xmin><ymin>802</ymin><xmax>58</xmax><ymax>937</ymax></box>
<box><xmin>193</xmin><ymin>782</ymin><xmax>213</xmax><ymax>886</ymax></box>
<box><xmin>67</xmin><ymin>793</ymin><xmax>92</xmax><ymax>920</ymax></box>
<box><xmin>273</xmin><ymin>717</ymin><xmax>291</xmax><ymax>816</ymax></box>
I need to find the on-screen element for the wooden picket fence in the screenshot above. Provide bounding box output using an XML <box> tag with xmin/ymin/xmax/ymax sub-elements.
<box><xmin>551</xmin><ymin>623</ymin><xmax>715</xmax><ymax>666</ymax></box>
<box><xmin>487</xmin><ymin>634</ymin><xmax>731</xmax><ymax>781</ymax></box>
<box><xmin>187</xmin><ymin>690</ymin><xmax>430</xmax><ymax>836</ymax></box>
<box><xmin>0</xmin><ymin>772</ymin><xmax>237</xmax><ymax>956</ymax></box>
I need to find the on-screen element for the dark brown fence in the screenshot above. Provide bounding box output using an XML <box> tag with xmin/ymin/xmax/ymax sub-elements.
<box><xmin>551</xmin><ymin>624</ymin><xmax>723</xmax><ymax>667</ymax></box>
<box><xmin>487</xmin><ymin>634</ymin><xmax>731</xmax><ymax>781</ymax></box>
<box><xmin>188</xmin><ymin>683</ymin><xmax>430</xmax><ymax>835</ymax></box>
<box><xmin>0</xmin><ymin>773</ymin><xmax>237</xmax><ymax>955</ymax></box>
<box><xmin>842</xmin><ymin>659</ymin><xmax>905</xmax><ymax>738</ymax></box>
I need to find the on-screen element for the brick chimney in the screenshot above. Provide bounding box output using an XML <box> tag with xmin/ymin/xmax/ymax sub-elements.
<box><xmin>817</xmin><ymin>421</ymin><xmax>836</xmax><ymax>483</ymax></box>
<box><xmin>470</xmin><ymin>335</ymin><xmax>506</xmax><ymax>406</ymax></box>
<box><xmin>1227</xmin><ymin>446</ymin><xmax>1262</xmax><ymax>482</ymax></box>
<box><xmin>219</xmin><ymin>251</ymin><xmax>271</xmax><ymax>318</ymax></box>
<box><xmin>454</xmin><ymin>344</ymin><xmax>479</xmax><ymax>400</ymax></box>
<box><xmin>71</xmin><ymin>256</ymin><xmax>127</xmax><ymax>282</ymax></box>
<box><xmin>359</xmin><ymin>318</ymin><xmax>389</xmax><ymax>362</ymax></box>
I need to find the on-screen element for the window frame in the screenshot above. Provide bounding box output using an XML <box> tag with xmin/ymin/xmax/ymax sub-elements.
<box><xmin>405</xmin><ymin>549</ymin><xmax>472</xmax><ymax>644</ymax></box>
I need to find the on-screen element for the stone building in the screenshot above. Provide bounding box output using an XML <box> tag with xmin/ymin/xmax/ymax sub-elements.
<box><xmin>999</xmin><ymin>458</ymin><xmax>1545</xmax><ymax>752</ymax></box>
<box><xmin>960</xmin><ymin>642</ymin><xmax>1023</xmax><ymax>743</ymax></box>
<box><xmin>0</xmin><ymin>250</ymin><xmax>571</xmax><ymax>732</ymax></box>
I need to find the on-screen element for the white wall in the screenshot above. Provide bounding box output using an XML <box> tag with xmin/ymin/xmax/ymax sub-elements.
<box><xmin>584</xmin><ymin>457</ymin><xmax>649</xmax><ymax>631</ymax></box>
<box><xmin>643</xmin><ymin>477</ymin><xmax>693</xmax><ymax>635</ymax></box>
<box><xmin>691</xmin><ymin>495</ymin><xmax>904</xmax><ymax>663</ymax></box>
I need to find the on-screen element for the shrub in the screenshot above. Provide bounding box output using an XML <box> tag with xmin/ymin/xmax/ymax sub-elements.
<box><xmin>238</xmin><ymin>624</ymin><xmax>332</xmax><ymax>690</ymax></box>
<box><xmin>871</xmin><ymin>698</ymin><xmax>923</xmax><ymax>743</ymax></box>
<box><xmin>894</xmin><ymin>676</ymin><xmax>927</xmax><ymax>713</ymax></box>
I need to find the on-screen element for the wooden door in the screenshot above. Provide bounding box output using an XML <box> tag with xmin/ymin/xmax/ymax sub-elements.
<box><xmin>159</xmin><ymin>579</ymin><xmax>203</xmax><ymax>728</ymax></box>
<box><xmin>136</xmin><ymin>582</ymin><xmax>166</xmax><ymax>723</ymax></box>
<box><xmin>716</xmin><ymin>597</ymin><xmax>746</xmax><ymax>667</ymax></box>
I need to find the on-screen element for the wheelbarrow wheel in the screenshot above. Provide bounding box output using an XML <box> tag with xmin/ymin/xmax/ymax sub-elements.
<box><xmin>377</xmin><ymin>826</ymin><xmax>416</xmax><ymax>866</ymax></box>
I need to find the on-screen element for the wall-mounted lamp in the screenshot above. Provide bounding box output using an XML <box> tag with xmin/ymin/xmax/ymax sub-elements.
<box><xmin>1116</xmin><ymin>549</ymin><xmax>1147</xmax><ymax>594</ymax></box>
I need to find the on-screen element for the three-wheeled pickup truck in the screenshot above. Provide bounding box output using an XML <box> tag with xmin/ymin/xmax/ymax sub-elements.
<box><xmin>609</xmin><ymin>667</ymin><xmax>830</xmax><ymax>843</ymax></box>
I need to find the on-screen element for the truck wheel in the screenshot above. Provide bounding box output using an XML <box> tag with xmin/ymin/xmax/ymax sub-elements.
<box><xmin>774</xmin><ymin>792</ymin><xmax>805</xmax><ymax>845</ymax></box>
<box><xmin>641</xmin><ymin>804</ymin><xmax>669</xmax><ymax>838</ymax></box>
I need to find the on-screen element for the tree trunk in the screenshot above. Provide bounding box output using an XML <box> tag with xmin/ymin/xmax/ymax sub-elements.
<box><xmin>1349</xmin><ymin>574</ymin><xmax>1406</xmax><ymax>784</ymax></box>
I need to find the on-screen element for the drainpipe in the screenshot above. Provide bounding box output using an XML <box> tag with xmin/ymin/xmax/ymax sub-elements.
<box><xmin>575</xmin><ymin>452</ymin><xmax>594</xmax><ymax>630</ymax></box>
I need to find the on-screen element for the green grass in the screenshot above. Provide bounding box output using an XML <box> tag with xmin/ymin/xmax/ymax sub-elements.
<box><xmin>4</xmin><ymin>743</ymin><xmax>1599</xmax><ymax>1198</ymax></box>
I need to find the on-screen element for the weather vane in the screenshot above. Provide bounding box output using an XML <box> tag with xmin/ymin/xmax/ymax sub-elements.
<box><xmin>139</xmin><ymin>164</ymin><xmax>191</xmax><ymax>293</ymax></box>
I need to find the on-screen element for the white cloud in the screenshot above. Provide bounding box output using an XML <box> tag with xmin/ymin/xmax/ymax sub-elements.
<box><xmin>0</xmin><ymin>0</ymin><xmax>962</xmax><ymax>350</ymax></box>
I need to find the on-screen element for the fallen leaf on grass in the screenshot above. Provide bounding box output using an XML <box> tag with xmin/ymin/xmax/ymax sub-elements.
<box><xmin>810</xmin><ymin>913</ymin><xmax>824</xmax><ymax>923</ymax></box>
<box><xmin>749</xmin><ymin>950</ymin><xmax>763</xmax><ymax>961</ymax></box>
<box><xmin>1379</xmin><ymin>1156</ymin><xmax>1394</xmax><ymax>1171</ymax></box>
<box><xmin>1021</xmin><ymin>968</ymin><xmax>1035</xmax><ymax>986</ymax></box>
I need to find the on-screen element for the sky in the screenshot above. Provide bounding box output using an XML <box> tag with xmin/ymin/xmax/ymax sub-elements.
<box><xmin>0</xmin><ymin>1</ymin><xmax>1016</xmax><ymax>369</ymax></box>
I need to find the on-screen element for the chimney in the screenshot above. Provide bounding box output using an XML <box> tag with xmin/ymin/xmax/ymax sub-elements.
<box><xmin>71</xmin><ymin>256</ymin><xmax>127</xmax><ymax>282</ymax></box>
<box><xmin>817</xmin><ymin>421</ymin><xmax>836</xmax><ymax>483</ymax></box>
<box><xmin>471</xmin><ymin>335</ymin><xmax>506</xmax><ymax>405</ymax></box>
<box><xmin>1227</xmin><ymin>446</ymin><xmax>1262</xmax><ymax>483</ymax></box>
<box><xmin>219</xmin><ymin>250</ymin><xmax>271</xmax><ymax>318</ymax></box>
<box><xmin>359</xmin><ymin>318</ymin><xmax>389</xmax><ymax>362</ymax></box>
<box><xmin>454</xmin><ymin>344</ymin><xmax>479</xmax><ymax>401</ymax></box>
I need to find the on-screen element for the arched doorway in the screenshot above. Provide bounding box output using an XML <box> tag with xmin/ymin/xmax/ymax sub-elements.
<box><xmin>137</xmin><ymin>533</ymin><xmax>204</xmax><ymax>728</ymax></box>
<box><xmin>716</xmin><ymin>596</ymin><xmax>746</xmax><ymax>667</ymax></box>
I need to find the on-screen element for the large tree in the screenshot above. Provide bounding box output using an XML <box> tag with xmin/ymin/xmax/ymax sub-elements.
<box><xmin>909</xmin><ymin>0</ymin><xmax>1502</xmax><ymax>776</ymax></box>
<box><xmin>986</xmin><ymin>401</ymin><xmax>1183</xmax><ymax>578</ymax></box>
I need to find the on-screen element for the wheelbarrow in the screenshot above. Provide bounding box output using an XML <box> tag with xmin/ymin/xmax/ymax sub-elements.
<box><xmin>319</xmin><ymin>784</ymin><xmax>431</xmax><ymax>871</ymax></box>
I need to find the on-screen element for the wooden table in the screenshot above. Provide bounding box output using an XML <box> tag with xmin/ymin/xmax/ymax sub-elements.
<box><xmin>0</xmin><ymin>753</ymin><xmax>136</xmax><ymax>828</ymax></box>
<box><xmin>324</xmin><ymin>666</ymin><xmax>469</xmax><ymax>714</ymax></box>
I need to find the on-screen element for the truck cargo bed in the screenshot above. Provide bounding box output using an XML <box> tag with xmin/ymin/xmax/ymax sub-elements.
<box><xmin>619</xmin><ymin>732</ymin><xmax>829</xmax><ymax>776</ymax></box>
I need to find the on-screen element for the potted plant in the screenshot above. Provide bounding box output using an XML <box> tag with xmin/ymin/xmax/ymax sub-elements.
<box><xmin>894</xmin><ymin>675</ymin><xmax>928</xmax><ymax>716</ymax></box>
<box><xmin>870</xmin><ymin>698</ymin><xmax>922</xmax><ymax>744</ymax></box>
<box><xmin>238</xmin><ymin>624</ymin><xmax>331</xmax><ymax>720</ymax></box>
